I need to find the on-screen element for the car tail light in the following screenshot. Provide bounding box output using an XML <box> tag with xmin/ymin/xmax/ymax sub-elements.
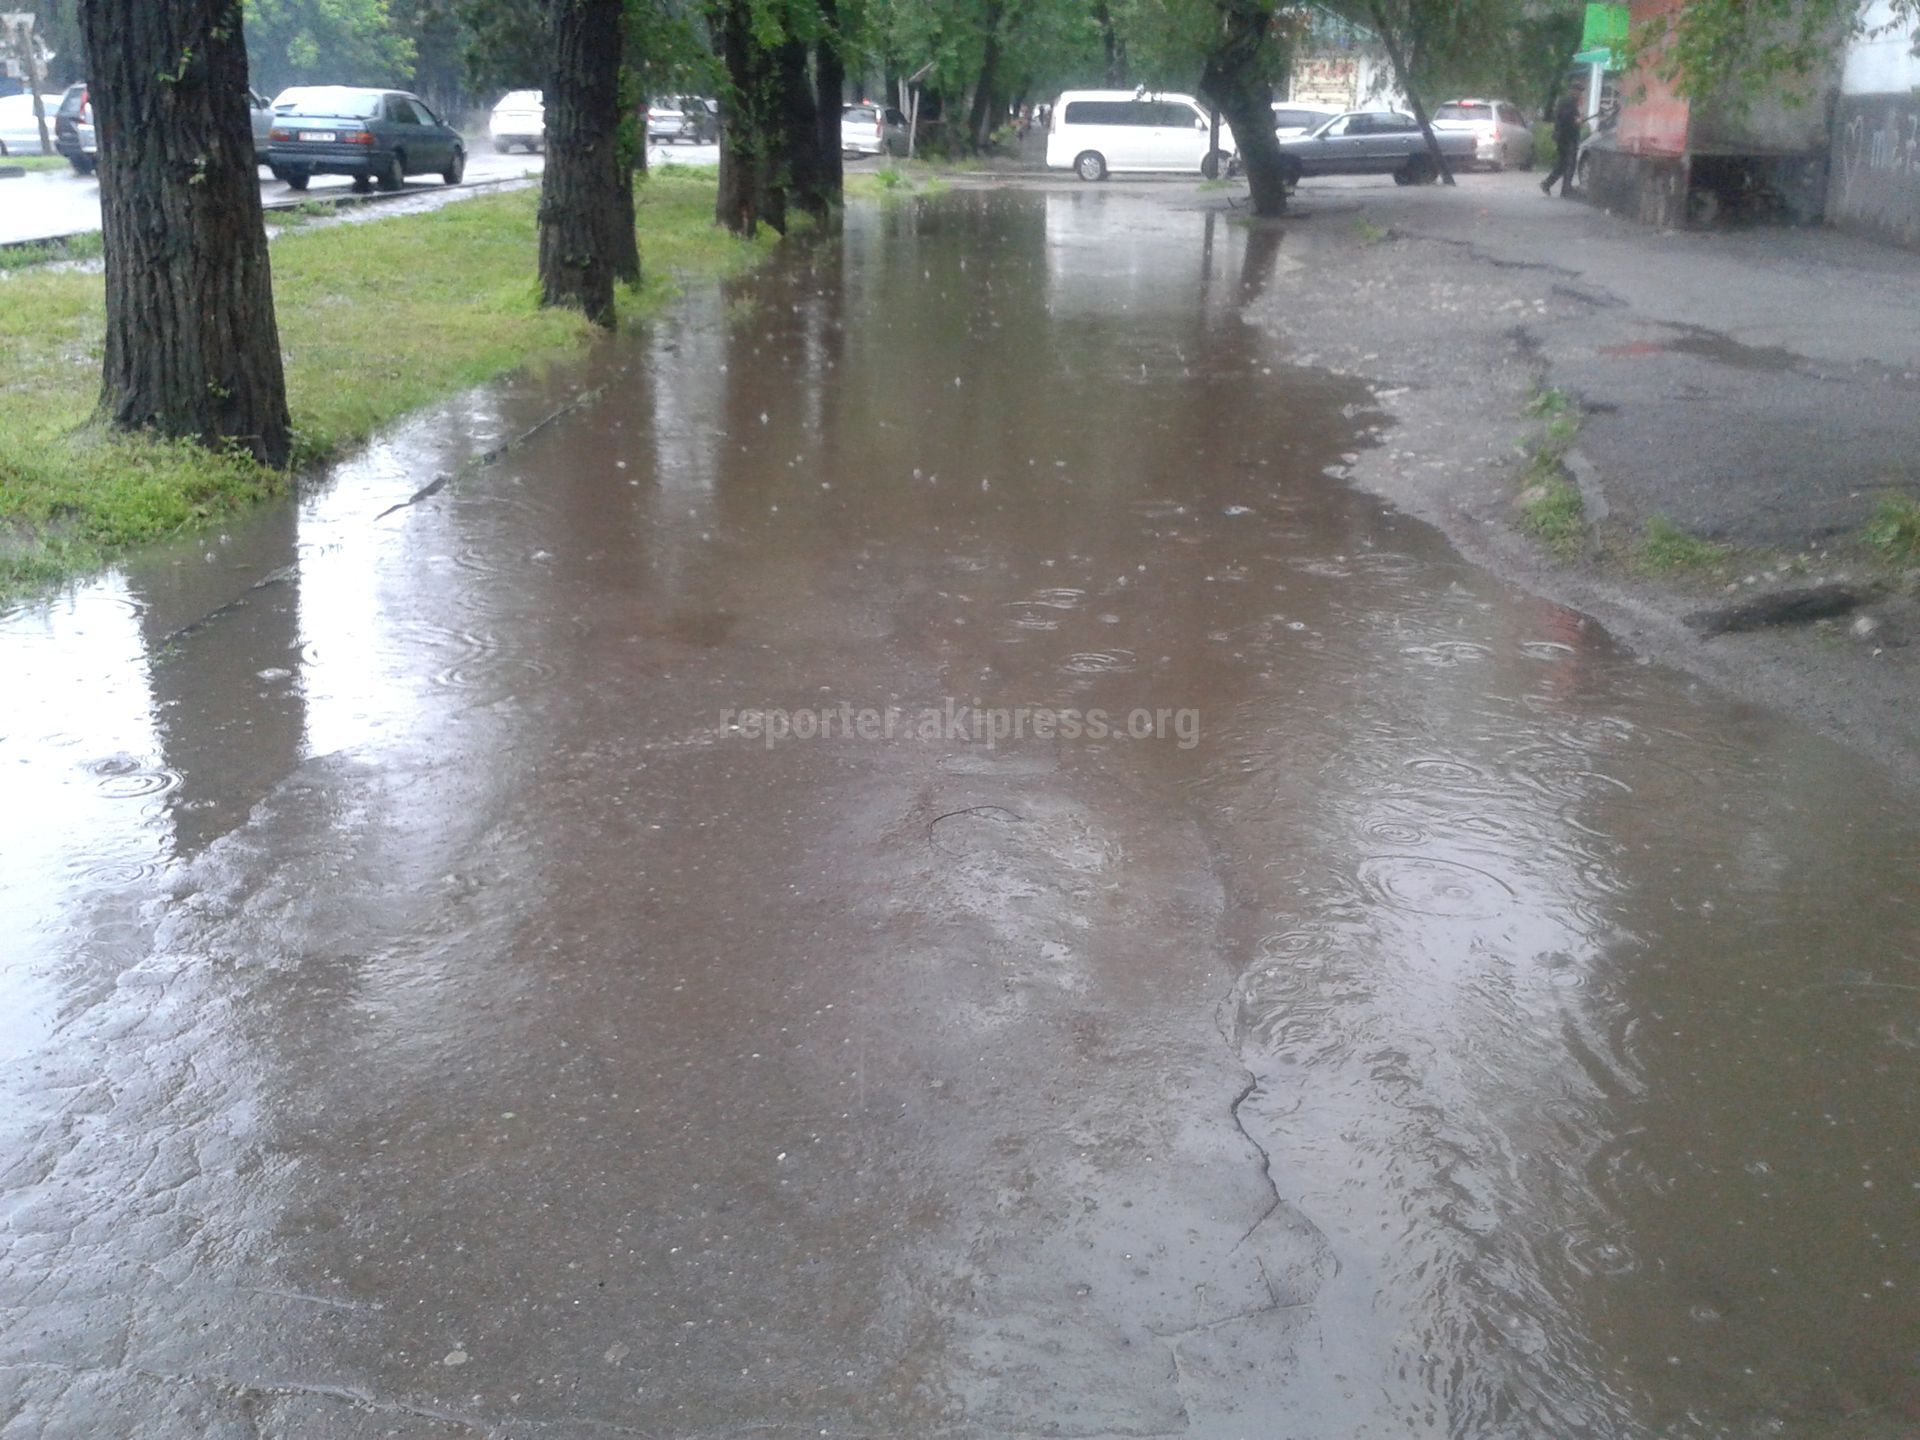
<box><xmin>343</xmin><ymin>130</ymin><xmax>375</xmax><ymax>145</ymax></box>
<box><xmin>269</xmin><ymin>127</ymin><xmax>291</xmax><ymax>141</ymax></box>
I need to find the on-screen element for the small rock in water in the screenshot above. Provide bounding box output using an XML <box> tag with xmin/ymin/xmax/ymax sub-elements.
<box><xmin>1851</xmin><ymin>614</ymin><xmax>1883</xmax><ymax>641</ymax></box>
<box><xmin>605</xmin><ymin>1343</ymin><xmax>630</xmax><ymax>1364</ymax></box>
<box><xmin>444</xmin><ymin>1349</ymin><xmax>470</xmax><ymax>1367</ymax></box>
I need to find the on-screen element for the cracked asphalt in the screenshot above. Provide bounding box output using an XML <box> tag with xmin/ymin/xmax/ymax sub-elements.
<box><xmin>2</xmin><ymin>188</ymin><xmax>1918</xmax><ymax>1438</ymax></box>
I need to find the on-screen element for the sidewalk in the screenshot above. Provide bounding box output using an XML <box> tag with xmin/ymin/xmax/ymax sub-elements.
<box><xmin>1375</xmin><ymin>173</ymin><xmax>1920</xmax><ymax>550</ymax></box>
<box><xmin>1230</xmin><ymin>168</ymin><xmax>1920</xmax><ymax>778</ymax></box>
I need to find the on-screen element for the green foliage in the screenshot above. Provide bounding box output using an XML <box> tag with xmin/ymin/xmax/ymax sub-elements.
<box><xmin>1635</xmin><ymin>515</ymin><xmax>1732</xmax><ymax>574</ymax></box>
<box><xmin>458</xmin><ymin>0</ymin><xmax>545</xmax><ymax>91</ymax></box>
<box><xmin>1627</xmin><ymin>0</ymin><xmax>1912</xmax><ymax>104</ymax></box>
<box><xmin>244</xmin><ymin>0</ymin><xmax>417</xmax><ymax>94</ymax></box>
<box><xmin>1515</xmin><ymin>384</ymin><xmax>1585</xmax><ymax>559</ymax></box>
<box><xmin>1863</xmin><ymin>494</ymin><xmax>1920</xmax><ymax>566</ymax></box>
<box><xmin>1525</xmin><ymin>385</ymin><xmax>1573</xmax><ymax>419</ymax></box>
<box><xmin>1518</xmin><ymin>474</ymin><xmax>1585</xmax><ymax>558</ymax></box>
<box><xmin>0</xmin><ymin>177</ymin><xmax>771</xmax><ymax>599</ymax></box>
<box><xmin>0</xmin><ymin>230</ymin><xmax>103</xmax><ymax>270</ymax></box>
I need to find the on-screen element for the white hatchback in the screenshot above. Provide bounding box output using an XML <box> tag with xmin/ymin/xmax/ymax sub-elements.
<box><xmin>489</xmin><ymin>90</ymin><xmax>544</xmax><ymax>153</ymax></box>
<box><xmin>1045</xmin><ymin>90</ymin><xmax>1230</xmax><ymax>181</ymax></box>
<box><xmin>1429</xmin><ymin>98</ymin><xmax>1535</xmax><ymax>170</ymax></box>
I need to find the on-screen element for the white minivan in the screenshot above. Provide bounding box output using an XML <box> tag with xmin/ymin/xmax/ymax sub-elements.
<box><xmin>1045</xmin><ymin>90</ymin><xmax>1230</xmax><ymax>181</ymax></box>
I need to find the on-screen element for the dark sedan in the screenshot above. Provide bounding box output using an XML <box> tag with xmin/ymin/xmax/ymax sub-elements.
<box><xmin>266</xmin><ymin>87</ymin><xmax>465</xmax><ymax>192</ymax></box>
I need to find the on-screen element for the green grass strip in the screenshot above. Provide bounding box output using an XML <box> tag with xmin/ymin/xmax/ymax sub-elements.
<box><xmin>0</xmin><ymin>174</ymin><xmax>773</xmax><ymax>601</ymax></box>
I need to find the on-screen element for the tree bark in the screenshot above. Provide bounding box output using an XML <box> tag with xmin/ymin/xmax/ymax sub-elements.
<box><xmin>712</xmin><ymin>0</ymin><xmax>787</xmax><ymax>235</ymax></box>
<box><xmin>1200</xmin><ymin>0</ymin><xmax>1287</xmax><ymax>216</ymax></box>
<box><xmin>966</xmin><ymin>0</ymin><xmax>1004</xmax><ymax>151</ymax></box>
<box><xmin>1093</xmin><ymin>0</ymin><xmax>1128</xmax><ymax>87</ymax></box>
<box><xmin>75</xmin><ymin>0</ymin><xmax>290</xmax><ymax>466</ymax></box>
<box><xmin>1367</xmin><ymin>0</ymin><xmax>1454</xmax><ymax>185</ymax></box>
<box><xmin>813</xmin><ymin>0</ymin><xmax>845</xmax><ymax>205</ymax></box>
<box><xmin>713</xmin><ymin>0</ymin><xmax>762</xmax><ymax>234</ymax></box>
<box><xmin>539</xmin><ymin>0</ymin><xmax>635</xmax><ymax>326</ymax></box>
<box><xmin>10</xmin><ymin>16</ymin><xmax>53</xmax><ymax>154</ymax></box>
<box><xmin>774</xmin><ymin>32</ymin><xmax>825</xmax><ymax>221</ymax></box>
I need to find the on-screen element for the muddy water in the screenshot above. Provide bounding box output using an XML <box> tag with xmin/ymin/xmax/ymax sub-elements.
<box><xmin>1</xmin><ymin>191</ymin><xmax>1916</xmax><ymax>1438</ymax></box>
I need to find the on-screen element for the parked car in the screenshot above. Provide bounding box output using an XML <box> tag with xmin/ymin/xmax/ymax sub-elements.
<box><xmin>50</xmin><ymin>83</ymin><xmax>272</xmax><ymax>173</ymax></box>
<box><xmin>266</xmin><ymin>87</ymin><xmax>465</xmax><ymax>192</ymax></box>
<box><xmin>841</xmin><ymin>102</ymin><xmax>908</xmax><ymax>158</ymax></box>
<box><xmin>52</xmin><ymin>82</ymin><xmax>94</xmax><ymax>173</ymax></box>
<box><xmin>675</xmin><ymin>97</ymin><xmax>719</xmax><ymax>145</ymax></box>
<box><xmin>1227</xmin><ymin>99</ymin><xmax>1345</xmax><ymax>176</ymax></box>
<box><xmin>647</xmin><ymin>97</ymin><xmax>718</xmax><ymax>144</ymax></box>
<box><xmin>1044</xmin><ymin>89</ymin><xmax>1232</xmax><ymax>181</ymax></box>
<box><xmin>1429</xmin><ymin>98</ymin><xmax>1535</xmax><ymax>170</ymax></box>
<box><xmin>0</xmin><ymin>93</ymin><xmax>63</xmax><ymax>157</ymax></box>
<box><xmin>1273</xmin><ymin>109</ymin><xmax>1475</xmax><ymax>186</ymax></box>
<box><xmin>489</xmin><ymin>89</ymin><xmax>544</xmax><ymax>152</ymax></box>
<box><xmin>1270</xmin><ymin>100</ymin><xmax>1344</xmax><ymax>139</ymax></box>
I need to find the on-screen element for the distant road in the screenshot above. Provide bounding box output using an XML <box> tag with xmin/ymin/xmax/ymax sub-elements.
<box><xmin>0</xmin><ymin>140</ymin><xmax>719</xmax><ymax>247</ymax></box>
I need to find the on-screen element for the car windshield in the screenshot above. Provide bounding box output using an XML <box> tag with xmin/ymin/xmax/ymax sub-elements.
<box><xmin>498</xmin><ymin>91</ymin><xmax>541</xmax><ymax>108</ymax></box>
<box><xmin>1306</xmin><ymin>114</ymin><xmax>1346</xmax><ymax>137</ymax></box>
<box><xmin>276</xmin><ymin>89</ymin><xmax>384</xmax><ymax>119</ymax></box>
<box><xmin>844</xmin><ymin>105</ymin><xmax>878</xmax><ymax>121</ymax></box>
<box><xmin>1434</xmin><ymin>102</ymin><xmax>1493</xmax><ymax>121</ymax></box>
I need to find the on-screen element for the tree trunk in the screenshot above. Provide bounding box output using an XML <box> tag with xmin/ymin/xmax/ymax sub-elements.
<box><xmin>75</xmin><ymin>0</ymin><xmax>290</xmax><ymax>466</ymax></box>
<box><xmin>1367</xmin><ymin>1</ymin><xmax>1454</xmax><ymax>185</ymax></box>
<box><xmin>814</xmin><ymin>0</ymin><xmax>845</xmax><ymax>204</ymax></box>
<box><xmin>1093</xmin><ymin>0</ymin><xmax>1127</xmax><ymax>87</ymax></box>
<box><xmin>12</xmin><ymin>17</ymin><xmax>53</xmax><ymax>154</ymax></box>
<box><xmin>712</xmin><ymin>0</ymin><xmax>789</xmax><ymax>235</ymax></box>
<box><xmin>774</xmin><ymin>33</ymin><xmax>825</xmax><ymax>221</ymax></box>
<box><xmin>1201</xmin><ymin>0</ymin><xmax>1287</xmax><ymax>217</ymax></box>
<box><xmin>966</xmin><ymin>0</ymin><xmax>1004</xmax><ymax>151</ymax></box>
<box><xmin>713</xmin><ymin>0</ymin><xmax>762</xmax><ymax>234</ymax></box>
<box><xmin>539</xmin><ymin>0</ymin><xmax>634</xmax><ymax>326</ymax></box>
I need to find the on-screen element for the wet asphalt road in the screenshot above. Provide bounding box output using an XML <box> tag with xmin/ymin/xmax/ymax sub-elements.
<box><xmin>0</xmin><ymin>141</ymin><xmax>717</xmax><ymax>246</ymax></box>
<box><xmin>1</xmin><ymin>191</ymin><xmax>1917</xmax><ymax>1438</ymax></box>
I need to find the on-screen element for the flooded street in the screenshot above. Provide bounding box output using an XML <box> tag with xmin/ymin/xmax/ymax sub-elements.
<box><xmin>2</xmin><ymin>191</ymin><xmax>1917</xmax><ymax>1438</ymax></box>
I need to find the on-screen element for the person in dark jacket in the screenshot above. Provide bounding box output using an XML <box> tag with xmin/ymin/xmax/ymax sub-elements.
<box><xmin>1540</xmin><ymin>92</ymin><xmax>1585</xmax><ymax>196</ymax></box>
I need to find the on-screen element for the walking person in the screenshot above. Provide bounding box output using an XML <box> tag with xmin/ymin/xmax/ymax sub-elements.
<box><xmin>1540</xmin><ymin>91</ymin><xmax>1585</xmax><ymax>197</ymax></box>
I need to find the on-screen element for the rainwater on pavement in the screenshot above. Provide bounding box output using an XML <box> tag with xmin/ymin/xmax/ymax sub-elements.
<box><xmin>1</xmin><ymin>190</ymin><xmax>1916</xmax><ymax>1439</ymax></box>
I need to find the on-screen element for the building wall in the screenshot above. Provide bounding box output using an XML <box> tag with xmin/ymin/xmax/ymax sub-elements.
<box><xmin>1286</xmin><ymin>52</ymin><xmax>1404</xmax><ymax>113</ymax></box>
<box><xmin>1841</xmin><ymin>0</ymin><xmax>1920</xmax><ymax>90</ymax></box>
<box><xmin>1828</xmin><ymin>1</ymin><xmax>1920</xmax><ymax>245</ymax></box>
<box><xmin>1617</xmin><ymin>0</ymin><xmax>1691</xmax><ymax>152</ymax></box>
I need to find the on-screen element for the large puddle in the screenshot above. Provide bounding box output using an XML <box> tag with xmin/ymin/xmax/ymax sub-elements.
<box><xmin>1</xmin><ymin>190</ymin><xmax>1915</xmax><ymax>1437</ymax></box>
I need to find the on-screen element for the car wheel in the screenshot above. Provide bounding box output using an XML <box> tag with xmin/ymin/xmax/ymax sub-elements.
<box><xmin>1201</xmin><ymin>149</ymin><xmax>1228</xmax><ymax>180</ymax></box>
<box><xmin>1277</xmin><ymin>156</ymin><xmax>1303</xmax><ymax>189</ymax></box>
<box><xmin>283</xmin><ymin>170</ymin><xmax>310</xmax><ymax>191</ymax></box>
<box><xmin>443</xmin><ymin>147</ymin><xmax>465</xmax><ymax>185</ymax></box>
<box><xmin>1074</xmin><ymin>150</ymin><xmax>1107</xmax><ymax>182</ymax></box>
<box><xmin>377</xmin><ymin>152</ymin><xmax>404</xmax><ymax>192</ymax></box>
<box><xmin>493</xmin><ymin>138</ymin><xmax>511</xmax><ymax>153</ymax></box>
<box><xmin>69</xmin><ymin>154</ymin><xmax>95</xmax><ymax>175</ymax></box>
<box><xmin>352</xmin><ymin>174</ymin><xmax>373</xmax><ymax>193</ymax></box>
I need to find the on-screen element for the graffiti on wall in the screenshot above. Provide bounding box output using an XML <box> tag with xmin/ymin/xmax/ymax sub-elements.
<box><xmin>1839</xmin><ymin>105</ymin><xmax>1920</xmax><ymax>178</ymax></box>
<box><xmin>1830</xmin><ymin>95</ymin><xmax>1920</xmax><ymax>246</ymax></box>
